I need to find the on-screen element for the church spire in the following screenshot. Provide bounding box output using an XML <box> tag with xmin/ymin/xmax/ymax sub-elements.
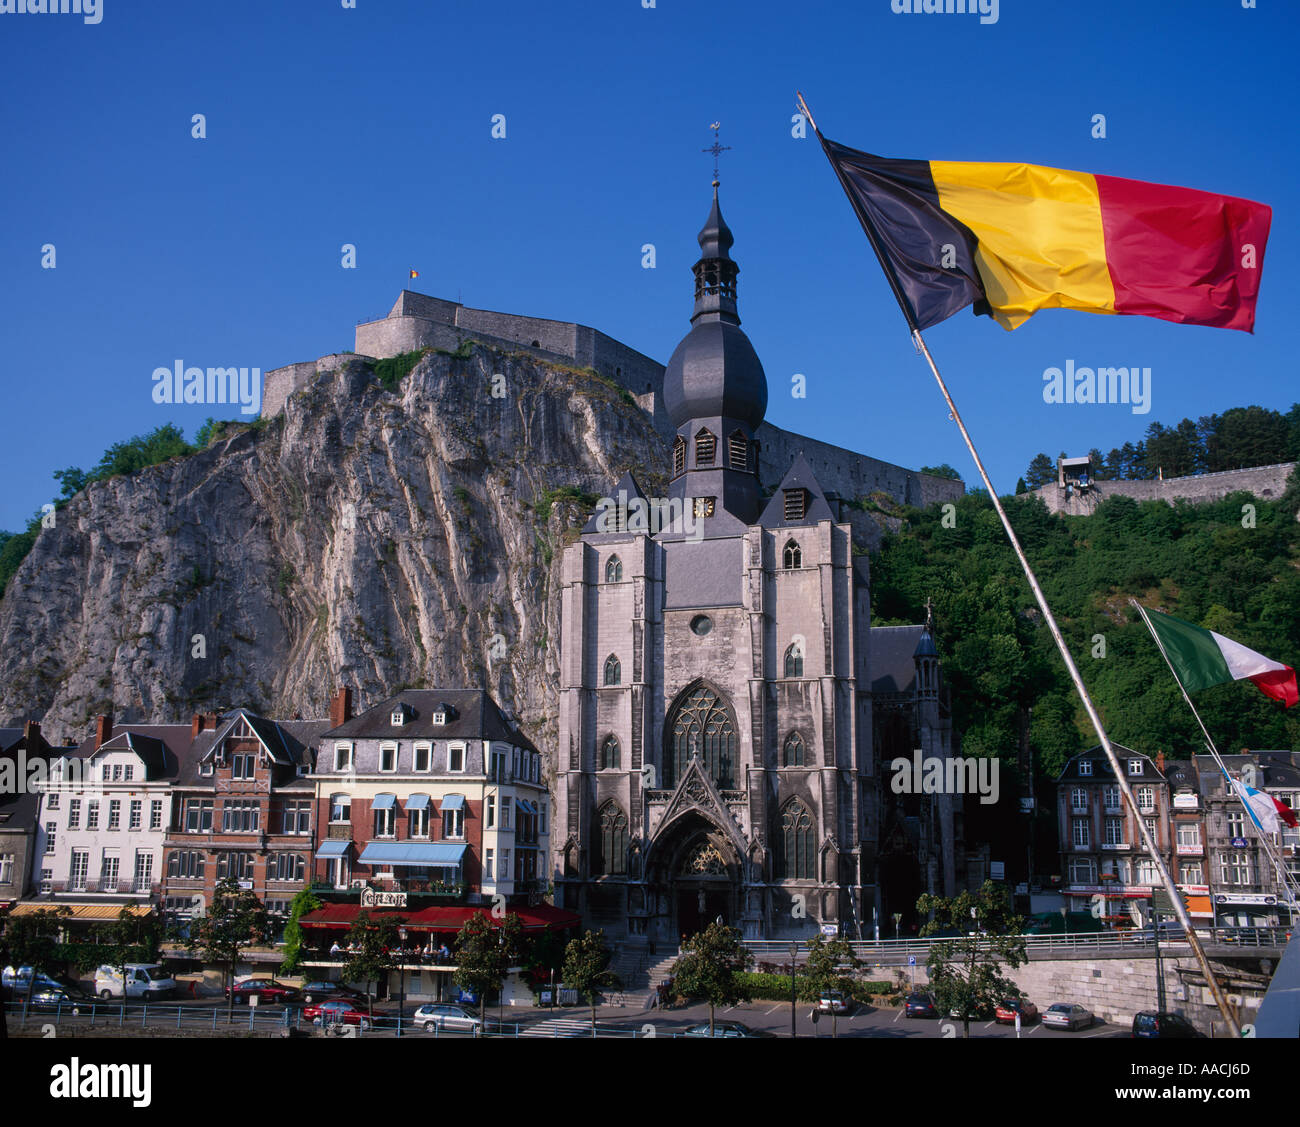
<box><xmin>692</xmin><ymin>124</ymin><xmax>740</xmax><ymax>325</ymax></box>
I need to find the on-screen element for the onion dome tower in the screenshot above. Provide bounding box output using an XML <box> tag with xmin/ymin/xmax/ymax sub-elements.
<box><xmin>663</xmin><ymin>172</ymin><xmax>768</xmax><ymax>532</ymax></box>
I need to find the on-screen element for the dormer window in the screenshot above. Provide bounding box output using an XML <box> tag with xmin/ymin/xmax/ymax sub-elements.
<box><xmin>390</xmin><ymin>706</ymin><xmax>406</xmax><ymax>727</ymax></box>
<box><xmin>695</xmin><ymin>428</ymin><xmax>716</xmax><ymax>467</ymax></box>
<box><xmin>1079</xmin><ymin>760</ymin><xmax>1093</xmax><ymax>777</ymax></box>
<box><xmin>783</xmin><ymin>488</ymin><xmax>808</xmax><ymax>522</ymax></box>
<box><xmin>1128</xmin><ymin>759</ymin><xmax>1144</xmax><ymax>776</ymax></box>
<box><xmin>432</xmin><ymin>708</ymin><xmax>448</xmax><ymax>726</ymax></box>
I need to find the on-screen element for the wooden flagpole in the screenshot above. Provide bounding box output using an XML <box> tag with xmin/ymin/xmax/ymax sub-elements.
<box><xmin>796</xmin><ymin>90</ymin><xmax>1241</xmax><ymax>1035</ymax></box>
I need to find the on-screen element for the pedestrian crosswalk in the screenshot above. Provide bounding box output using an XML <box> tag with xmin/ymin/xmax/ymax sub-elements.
<box><xmin>519</xmin><ymin>1018</ymin><xmax>597</xmax><ymax>1038</ymax></box>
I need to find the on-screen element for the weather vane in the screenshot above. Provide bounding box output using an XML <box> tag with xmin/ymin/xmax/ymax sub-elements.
<box><xmin>703</xmin><ymin>121</ymin><xmax>730</xmax><ymax>187</ymax></box>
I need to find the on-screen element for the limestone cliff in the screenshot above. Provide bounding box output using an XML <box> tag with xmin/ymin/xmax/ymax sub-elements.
<box><xmin>0</xmin><ymin>344</ymin><xmax>904</xmax><ymax>745</ymax></box>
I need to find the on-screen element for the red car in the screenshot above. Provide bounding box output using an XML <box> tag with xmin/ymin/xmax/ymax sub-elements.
<box><xmin>226</xmin><ymin>978</ymin><xmax>301</xmax><ymax>1004</ymax></box>
<box><xmin>303</xmin><ymin>999</ymin><xmax>375</xmax><ymax>1029</ymax></box>
<box><xmin>995</xmin><ymin>998</ymin><xmax>1039</xmax><ymax>1025</ymax></box>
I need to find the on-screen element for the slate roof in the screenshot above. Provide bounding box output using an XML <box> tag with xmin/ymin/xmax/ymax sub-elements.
<box><xmin>69</xmin><ymin>724</ymin><xmax>198</xmax><ymax>782</ymax></box>
<box><xmin>581</xmin><ymin>471</ymin><xmax>649</xmax><ymax>536</ymax></box>
<box><xmin>1057</xmin><ymin>745</ymin><xmax>1164</xmax><ymax>783</ymax></box>
<box><xmin>758</xmin><ymin>452</ymin><xmax>837</xmax><ymax>528</ymax></box>
<box><xmin>323</xmin><ymin>689</ymin><xmax>539</xmax><ymax>753</ymax></box>
<box><xmin>869</xmin><ymin>625</ymin><xmax>925</xmax><ymax>695</ymax></box>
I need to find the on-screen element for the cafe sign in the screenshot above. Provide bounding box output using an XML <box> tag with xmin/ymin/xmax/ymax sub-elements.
<box><xmin>360</xmin><ymin>887</ymin><xmax>408</xmax><ymax>907</ymax></box>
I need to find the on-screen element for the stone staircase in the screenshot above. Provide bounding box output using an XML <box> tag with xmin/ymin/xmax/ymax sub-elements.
<box><xmin>606</xmin><ymin>946</ymin><xmax>681</xmax><ymax>1003</ymax></box>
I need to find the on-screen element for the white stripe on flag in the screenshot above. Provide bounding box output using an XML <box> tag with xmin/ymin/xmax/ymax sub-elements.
<box><xmin>1211</xmin><ymin>630</ymin><xmax>1288</xmax><ymax>681</ymax></box>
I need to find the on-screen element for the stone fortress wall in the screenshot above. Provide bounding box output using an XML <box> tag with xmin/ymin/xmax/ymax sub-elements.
<box><xmin>1029</xmin><ymin>462</ymin><xmax>1296</xmax><ymax>517</ymax></box>
<box><xmin>261</xmin><ymin>290</ymin><xmax>966</xmax><ymax>512</ymax></box>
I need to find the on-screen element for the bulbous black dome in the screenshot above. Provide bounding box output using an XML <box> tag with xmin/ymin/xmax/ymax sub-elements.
<box><xmin>663</xmin><ymin>319</ymin><xmax>768</xmax><ymax>430</ymax></box>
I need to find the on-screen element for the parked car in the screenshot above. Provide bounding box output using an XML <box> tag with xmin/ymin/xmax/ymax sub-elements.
<box><xmin>994</xmin><ymin>998</ymin><xmax>1039</xmax><ymax>1024</ymax></box>
<box><xmin>2</xmin><ymin>966</ymin><xmax>65</xmax><ymax>999</ymax></box>
<box><xmin>904</xmin><ymin>992</ymin><xmax>938</xmax><ymax>1018</ymax></box>
<box><xmin>299</xmin><ymin>981</ymin><xmax>368</xmax><ymax>1005</ymax></box>
<box><xmin>303</xmin><ymin>999</ymin><xmax>374</xmax><ymax>1029</ymax></box>
<box><xmin>28</xmin><ymin>983</ymin><xmax>92</xmax><ymax>1010</ymax></box>
<box><xmin>94</xmin><ymin>963</ymin><xmax>176</xmax><ymax>1000</ymax></box>
<box><xmin>682</xmin><ymin>1021</ymin><xmax>776</xmax><ymax>1038</ymax></box>
<box><xmin>412</xmin><ymin>1003</ymin><xmax>484</xmax><ymax>1033</ymax></box>
<box><xmin>1042</xmin><ymin>1003</ymin><xmax>1094</xmax><ymax>1031</ymax></box>
<box><xmin>1132</xmin><ymin>1011</ymin><xmax>1205</xmax><ymax>1038</ymax></box>
<box><xmin>817</xmin><ymin>990</ymin><xmax>850</xmax><ymax>1015</ymax></box>
<box><xmin>226</xmin><ymin>978</ymin><xmax>300</xmax><ymax>1004</ymax></box>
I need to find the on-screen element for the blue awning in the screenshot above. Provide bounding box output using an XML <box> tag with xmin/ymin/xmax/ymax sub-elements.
<box><xmin>315</xmin><ymin>840</ymin><xmax>351</xmax><ymax>858</ymax></box>
<box><xmin>515</xmin><ymin>799</ymin><xmax>536</xmax><ymax>814</ymax></box>
<box><xmin>358</xmin><ymin>842</ymin><xmax>467</xmax><ymax>867</ymax></box>
<box><xmin>371</xmin><ymin>794</ymin><xmax>396</xmax><ymax>810</ymax></box>
<box><xmin>405</xmin><ymin>794</ymin><xmax>430</xmax><ymax>810</ymax></box>
<box><xmin>439</xmin><ymin>794</ymin><xmax>465</xmax><ymax>812</ymax></box>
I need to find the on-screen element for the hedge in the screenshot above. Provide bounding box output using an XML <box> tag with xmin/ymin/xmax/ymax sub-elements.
<box><xmin>735</xmin><ymin>972</ymin><xmax>894</xmax><ymax>1004</ymax></box>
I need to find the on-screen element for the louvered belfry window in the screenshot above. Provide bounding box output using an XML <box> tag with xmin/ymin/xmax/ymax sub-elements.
<box><xmin>695</xmin><ymin>429</ymin><xmax>716</xmax><ymax>467</ymax></box>
<box><xmin>728</xmin><ymin>431</ymin><xmax>748</xmax><ymax>470</ymax></box>
<box><xmin>783</xmin><ymin>488</ymin><xmax>807</xmax><ymax>522</ymax></box>
<box><xmin>673</xmin><ymin>437</ymin><xmax>686</xmax><ymax>477</ymax></box>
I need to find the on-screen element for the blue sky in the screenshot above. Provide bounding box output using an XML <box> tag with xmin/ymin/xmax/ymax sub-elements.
<box><xmin>1</xmin><ymin>0</ymin><xmax>1296</xmax><ymax>530</ymax></box>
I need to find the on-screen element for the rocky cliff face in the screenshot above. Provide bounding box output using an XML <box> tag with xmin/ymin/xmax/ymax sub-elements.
<box><xmin>0</xmin><ymin>344</ymin><xmax>898</xmax><ymax>746</ymax></box>
<box><xmin>0</xmin><ymin>346</ymin><xmax>671</xmax><ymax>746</ymax></box>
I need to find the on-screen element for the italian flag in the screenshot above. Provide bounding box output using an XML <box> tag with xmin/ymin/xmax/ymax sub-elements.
<box><xmin>1145</xmin><ymin>609</ymin><xmax>1298</xmax><ymax>708</ymax></box>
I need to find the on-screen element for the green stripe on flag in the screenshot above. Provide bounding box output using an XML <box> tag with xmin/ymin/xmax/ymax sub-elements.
<box><xmin>1145</xmin><ymin>611</ymin><xmax>1233</xmax><ymax>693</ymax></box>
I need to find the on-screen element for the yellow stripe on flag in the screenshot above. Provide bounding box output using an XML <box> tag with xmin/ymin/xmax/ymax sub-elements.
<box><xmin>930</xmin><ymin>161</ymin><xmax>1117</xmax><ymax>329</ymax></box>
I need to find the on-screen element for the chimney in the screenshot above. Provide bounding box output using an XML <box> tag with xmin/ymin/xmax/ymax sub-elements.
<box><xmin>191</xmin><ymin>714</ymin><xmax>205</xmax><ymax>739</ymax></box>
<box><xmin>1155</xmin><ymin>750</ymin><xmax>1165</xmax><ymax>774</ymax></box>
<box><xmin>94</xmin><ymin>713</ymin><xmax>113</xmax><ymax>749</ymax></box>
<box><xmin>330</xmin><ymin>686</ymin><xmax>353</xmax><ymax>729</ymax></box>
<box><xmin>204</xmin><ymin>711</ymin><xmax>219</xmax><ymax>730</ymax></box>
<box><xmin>23</xmin><ymin>719</ymin><xmax>40</xmax><ymax>743</ymax></box>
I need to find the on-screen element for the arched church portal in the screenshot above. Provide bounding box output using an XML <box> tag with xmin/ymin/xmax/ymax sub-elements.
<box><xmin>646</xmin><ymin>812</ymin><xmax>741</xmax><ymax>944</ymax></box>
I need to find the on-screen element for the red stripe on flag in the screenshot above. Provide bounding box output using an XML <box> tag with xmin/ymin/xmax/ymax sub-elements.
<box><xmin>1096</xmin><ymin>174</ymin><xmax>1271</xmax><ymax>332</ymax></box>
<box><xmin>1248</xmin><ymin>666</ymin><xmax>1299</xmax><ymax>708</ymax></box>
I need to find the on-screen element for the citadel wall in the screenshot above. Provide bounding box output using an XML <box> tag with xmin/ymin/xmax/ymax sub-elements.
<box><xmin>1028</xmin><ymin>462</ymin><xmax>1296</xmax><ymax>516</ymax></box>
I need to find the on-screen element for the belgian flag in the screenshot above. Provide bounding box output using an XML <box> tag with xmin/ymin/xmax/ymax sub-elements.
<box><xmin>821</xmin><ymin>138</ymin><xmax>1271</xmax><ymax>333</ymax></box>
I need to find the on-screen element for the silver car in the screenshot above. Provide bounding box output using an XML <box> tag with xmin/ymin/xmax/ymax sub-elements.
<box><xmin>413</xmin><ymin>1002</ymin><xmax>483</xmax><ymax>1032</ymax></box>
<box><xmin>1042</xmin><ymin>1003</ymin><xmax>1094</xmax><ymax>1031</ymax></box>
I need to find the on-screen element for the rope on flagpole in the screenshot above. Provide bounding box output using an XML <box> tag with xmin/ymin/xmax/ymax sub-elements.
<box><xmin>795</xmin><ymin>89</ymin><xmax>1242</xmax><ymax>1036</ymax></box>
<box><xmin>1131</xmin><ymin>599</ymin><xmax>1300</xmax><ymax>913</ymax></box>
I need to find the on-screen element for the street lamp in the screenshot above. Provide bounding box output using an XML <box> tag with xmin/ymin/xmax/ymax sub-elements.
<box><xmin>397</xmin><ymin>925</ymin><xmax>408</xmax><ymax>1038</ymax></box>
<box><xmin>789</xmin><ymin>941</ymin><xmax>798</xmax><ymax>1039</ymax></box>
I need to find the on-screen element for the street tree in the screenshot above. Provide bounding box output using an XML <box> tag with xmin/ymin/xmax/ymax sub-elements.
<box><xmin>453</xmin><ymin>910</ymin><xmax>524</xmax><ymax>1033</ymax></box>
<box><xmin>341</xmin><ymin>911</ymin><xmax>404</xmax><ymax>1024</ymax></box>
<box><xmin>561</xmin><ymin>929</ymin><xmax>621</xmax><ymax>1036</ymax></box>
<box><xmin>279</xmin><ymin>887</ymin><xmax>323</xmax><ymax>975</ymax></box>
<box><xmin>671</xmin><ymin>922</ymin><xmax>753</xmax><ymax>1036</ymax></box>
<box><xmin>801</xmin><ymin>934</ymin><xmax>860</xmax><ymax>1038</ymax></box>
<box><xmin>185</xmin><ymin>878</ymin><xmax>271</xmax><ymax>1023</ymax></box>
<box><xmin>916</xmin><ymin>880</ymin><xmax>1027</xmax><ymax>1039</ymax></box>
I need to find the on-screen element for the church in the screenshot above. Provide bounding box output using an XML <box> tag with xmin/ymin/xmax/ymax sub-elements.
<box><xmin>553</xmin><ymin>177</ymin><xmax>969</xmax><ymax>942</ymax></box>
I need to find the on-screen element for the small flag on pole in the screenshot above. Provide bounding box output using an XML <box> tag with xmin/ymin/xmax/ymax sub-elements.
<box><xmin>820</xmin><ymin>139</ymin><xmax>1271</xmax><ymax>332</ymax></box>
<box><xmin>1143</xmin><ymin>608</ymin><xmax>1297</xmax><ymax>707</ymax></box>
<box><xmin>1231</xmin><ymin>778</ymin><xmax>1299</xmax><ymax>834</ymax></box>
<box><xmin>410</xmin><ymin>269</ymin><xmax>419</xmax><ymax>279</ymax></box>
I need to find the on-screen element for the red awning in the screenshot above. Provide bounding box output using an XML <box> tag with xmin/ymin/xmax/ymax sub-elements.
<box><xmin>298</xmin><ymin>902</ymin><xmax>582</xmax><ymax>933</ymax></box>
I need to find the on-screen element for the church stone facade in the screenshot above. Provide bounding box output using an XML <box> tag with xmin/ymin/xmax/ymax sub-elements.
<box><xmin>554</xmin><ymin>184</ymin><xmax>966</xmax><ymax>942</ymax></box>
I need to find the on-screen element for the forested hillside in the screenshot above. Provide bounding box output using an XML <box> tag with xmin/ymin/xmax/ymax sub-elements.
<box><xmin>872</xmin><ymin>473</ymin><xmax>1300</xmax><ymax>785</ymax></box>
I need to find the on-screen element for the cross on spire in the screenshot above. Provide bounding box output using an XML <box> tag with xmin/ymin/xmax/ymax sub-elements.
<box><xmin>924</xmin><ymin>597</ymin><xmax>935</xmax><ymax>632</ymax></box>
<box><xmin>702</xmin><ymin>121</ymin><xmax>730</xmax><ymax>188</ymax></box>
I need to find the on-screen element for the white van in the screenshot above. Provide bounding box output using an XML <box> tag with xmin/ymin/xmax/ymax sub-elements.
<box><xmin>94</xmin><ymin>963</ymin><xmax>176</xmax><ymax>999</ymax></box>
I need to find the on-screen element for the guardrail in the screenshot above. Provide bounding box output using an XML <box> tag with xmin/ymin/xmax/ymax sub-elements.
<box><xmin>742</xmin><ymin>926</ymin><xmax>1291</xmax><ymax>964</ymax></box>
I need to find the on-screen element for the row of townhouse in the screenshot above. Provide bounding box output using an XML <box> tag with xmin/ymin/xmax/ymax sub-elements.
<box><xmin>1056</xmin><ymin>746</ymin><xmax>1299</xmax><ymax>928</ymax></box>
<box><xmin>1</xmin><ymin>687</ymin><xmax>554</xmax><ymax>940</ymax></box>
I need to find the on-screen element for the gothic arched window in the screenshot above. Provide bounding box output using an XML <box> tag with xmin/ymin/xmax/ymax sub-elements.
<box><xmin>594</xmin><ymin>802</ymin><xmax>628</xmax><ymax>876</ymax></box>
<box><xmin>784</xmin><ymin>642</ymin><xmax>804</xmax><ymax>678</ymax></box>
<box><xmin>603</xmin><ymin>655</ymin><xmax>621</xmax><ymax>686</ymax></box>
<box><xmin>605</xmin><ymin>555</ymin><xmax>622</xmax><ymax>583</ymax></box>
<box><xmin>695</xmin><ymin>428</ymin><xmax>716</xmax><ymax>467</ymax></box>
<box><xmin>666</xmin><ymin>685</ymin><xmax>736</xmax><ymax>790</ymax></box>
<box><xmin>777</xmin><ymin>800</ymin><xmax>815</xmax><ymax>880</ymax></box>
<box><xmin>673</xmin><ymin>436</ymin><xmax>686</xmax><ymax>478</ymax></box>
<box><xmin>782</xmin><ymin>731</ymin><xmax>805</xmax><ymax>768</ymax></box>
<box><xmin>783</xmin><ymin>539</ymin><xmax>801</xmax><ymax>570</ymax></box>
<box><xmin>601</xmin><ymin>735</ymin><xmax>620</xmax><ymax>770</ymax></box>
